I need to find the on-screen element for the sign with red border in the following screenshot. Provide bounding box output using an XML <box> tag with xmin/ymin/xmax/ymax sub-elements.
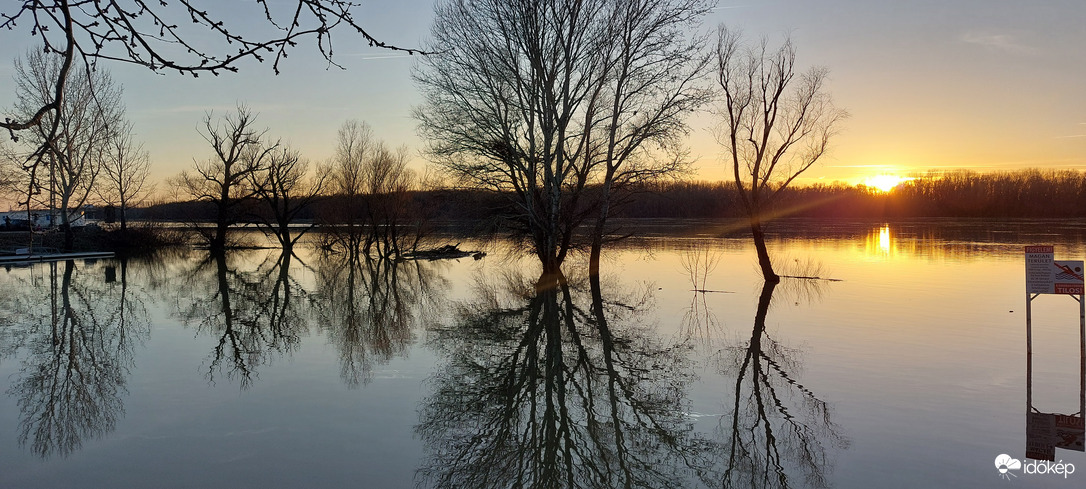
<box><xmin>1025</xmin><ymin>246</ymin><xmax>1084</xmax><ymax>295</ymax></box>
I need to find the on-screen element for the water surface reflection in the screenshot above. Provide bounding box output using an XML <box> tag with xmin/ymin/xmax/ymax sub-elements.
<box><xmin>174</xmin><ymin>250</ymin><xmax>307</xmax><ymax>387</ymax></box>
<box><xmin>313</xmin><ymin>253</ymin><xmax>446</xmax><ymax>387</ymax></box>
<box><xmin>5</xmin><ymin>259</ymin><xmax>149</xmax><ymax>458</ymax></box>
<box><xmin>714</xmin><ymin>280</ymin><xmax>847</xmax><ymax>488</ymax></box>
<box><xmin>1</xmin><ymin>221</ymin><xmax>1085</xmax><ymax>487</ymax></box>
<box><xmin>417</xmin><ymin>271</ymin><xmax>711</xmax><ymax>488</ymax></box>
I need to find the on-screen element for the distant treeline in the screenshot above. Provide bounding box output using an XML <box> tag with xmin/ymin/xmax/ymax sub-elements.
<box><xmin>615</xmin><ymin>169</ymin><xmax>1086</xmax><ymax>219</ymax></box>
<box><xmin>131</xmin><ymin>169</ymin><xmax>1086</xmax><ymax>222</ymax></box>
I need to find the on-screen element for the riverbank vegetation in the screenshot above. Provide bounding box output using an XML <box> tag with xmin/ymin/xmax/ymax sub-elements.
<box><xmin>111</xmin><ymin>168</ymin><xmax>1086</xmax><ymax>224</ymax></box>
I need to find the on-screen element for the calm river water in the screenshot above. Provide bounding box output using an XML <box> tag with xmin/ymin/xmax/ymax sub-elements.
<box><xmin>1</xmin><ymin>219</ymin><xmax>1084</xmax><ymax>488</ymax></box>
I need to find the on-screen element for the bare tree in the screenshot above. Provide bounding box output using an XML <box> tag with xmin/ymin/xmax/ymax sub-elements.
<box><xmin>0</xmin><ymin>141</ymin><xmax>21</xmax><ymax>207</ymax></box>
<box><xmin>415</xmin><ymin>0</ymin><xmax>613</xmax><ymax>275</ymax></box>
<box><xmin>324</xmin><ymin>119</ymin><xmax>376</xmax><ymax>258</ymax></box>
<box><xmin>363</xmin><ymin>144</ymin><xmax>419</xmax><ymax>259</ymax></box>
<box><xmin>174</xmin><ymin>105</ymin><xmax>275</xmax><ymax>250</ymax></box>
<box><xmin>10</xmin><ymin>50</ymin><xmax>123</xmax><ymax>249</ymax></box>
<box><xmin>1</xmin><ymin>1</ymin><xmax>423</xmax><ymax>174</ymax></box>
<box><xmin>98</xmin><ymin>121</ymin><xmax>152</xmax><ymax>231</ymax></box>
<box><xmin>249</xmin><ymin>145</ymin><xmax>324</xmax><ymax>252</ymax></box>
<box><xmin>416</xmin><ymin>0</ymin><xmax>711</xmax><ymax>275</ymax></box>
<box><xmin>713</xmin><ymin>28</ymin><xmax>846</xmax><ymax>282</ymax></box>
<box><xmin>322</xmin><ymin>120</ymin><xmax>419</xmax><ymax>260</ymax></box>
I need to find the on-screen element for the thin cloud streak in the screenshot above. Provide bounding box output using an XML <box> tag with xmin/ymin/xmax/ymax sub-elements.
<box><xmin>826</xmin><ymin>164</ymin><xmax>901</xmax><ymax>169</ymax></box>
<box><xmin>134</xmin><ymin>103</ymin><xmax>313</xmax><ymax>116</ymax></box>
<box><xmin>959</xmin><ymin>31</ymin><xmax>1037</xmax><ymax>55</ymax></box>
<box><xmin>342</xmin><ymin>53</ymin><xmax>416</xmax><ymax>60</ymax></box>
<box><xmin>136</xmin><ymin>104</ymin><xmax>239</xmax><ymax>115</ymax></box>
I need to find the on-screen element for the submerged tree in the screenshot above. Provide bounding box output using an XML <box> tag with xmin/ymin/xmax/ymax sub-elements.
<box><xmin>584</xmin><ymin>0</ymin><xmax>713</xmax><ymax>275</ymax></box>
<box><xmin>416</xmin><ymin>0</ymin><xmax>711</xmax><ymax>275</ymax></box>
<box><xmin>175</xmin><ymin>105</ymin><xmax>276</xmax><ymax>250</ymax></box>
<box><xmin>321</xmin><ymin>120</ymin><xmax>421</xmax><ymax>260</ymax></box>
<box><xmin>713</xmin><ymin>28</ymin><xmax>846</xmax><ymax>282</ymax></box>
<box><xmin>249</xmin><ymin>145</ymin><xmax>324</xmax><ymax>252</ymax></box>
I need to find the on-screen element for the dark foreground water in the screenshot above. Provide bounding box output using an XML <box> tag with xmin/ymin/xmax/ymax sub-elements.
<box><xmin>1</xmin><ymin>219</ymin><xmax>1084</xmax><ymax>488</ymax></box>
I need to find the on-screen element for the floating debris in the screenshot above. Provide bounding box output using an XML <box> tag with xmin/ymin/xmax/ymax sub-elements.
<box><xmin>404</xmin><ymin>243</ymin><xmax>485</xmax><ymax>261</ymax></box>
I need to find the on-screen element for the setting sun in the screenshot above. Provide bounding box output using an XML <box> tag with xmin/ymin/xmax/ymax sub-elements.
<box><xmin>863</xmin><ymin>174</ymin><xmax>913</xmax><ymax>193</ymax></box>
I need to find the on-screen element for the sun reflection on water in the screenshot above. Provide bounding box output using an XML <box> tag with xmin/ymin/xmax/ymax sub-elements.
<box><xmin>865</xmin><ymin>224</ymin><xmax>893</xmax><ymax>256</ymax></box>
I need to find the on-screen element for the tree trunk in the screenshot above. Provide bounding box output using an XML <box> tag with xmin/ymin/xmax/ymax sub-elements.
<box><xmin>277</xmin><ymin>216</ymin><xmax>292</xmax><ymax>251</ymax></box>
<box><xmin>62</xmin><ymin>223</ymin><xmax>74</xmax><ymax>251</ymax></box>
<box><xmin>211</xmin><ymin>225</ymin><xmax>227</xmax><ymax>251</ymax></box>
<box><xmin>588</xmin><ymin>189</ymin><xmax>611</xmax><ymax>278</ymax></box>
<box><xmin>754</xmin><ymin>278</ymin><xmax>777</xmax><ymax>332</ymax></box>
<box><xmin>60</xmin><ymin>197</ymin><xmax>74</xmax><ymax>250</ymax></box>
<box><xmin>750</xmin><ymin>218</ymin><xmax>779</xmax><ymax>283</ymax></box>
<box><xmin>212</xmin><ymin>198</ymin><xmax>229</xmax><ymax>250</ymax></box>
<box><xmin>540</xmin><ymin>251</ymin><xmax>563</xmax><ymax>277</ymax></box>
<box><xmin>537</xmin><ymin>228</ymin><xmax>564</xmax><ymax>277</ymax></box>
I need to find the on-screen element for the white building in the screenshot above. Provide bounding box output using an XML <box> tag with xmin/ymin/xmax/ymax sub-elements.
<box><xmin>0</xmin><ymin>208</ymin><xmax>88</xmax><ymax>229</ymax></box>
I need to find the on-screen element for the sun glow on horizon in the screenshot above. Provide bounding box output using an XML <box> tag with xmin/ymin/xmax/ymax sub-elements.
<box><xmin>863</xmin><ymin>174</ymin><xmax>913</xmax><ymax>193</ymax></box>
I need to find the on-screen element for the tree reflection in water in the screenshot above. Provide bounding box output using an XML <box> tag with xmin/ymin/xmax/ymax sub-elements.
<box><xmin>714</xmin><ymin>280</ymin><xmax>848</xmax><ymax>489</ymax></box>
<box><xmin>5</xmin><ymin>259</ymin><xmax>150</xmax><ymax>458</ymax></box>
<box><xmin>417</xmin><ymin>271</ymin><xmax>711</xmax><ymax>488</ymax></box>
<box><xmin>173</xmin><ymin>247</ymin><xmax>445</xmax><ymax>389</ymax></box>
<box><xmin>313</xmin><ymin>253</ymin><xmax>445</xmax><ymax>388</ymax></box>
<box><xmin>175</xmin><ymin>249</ymin><xmax>309</xmax><ymax>388</ymax></box>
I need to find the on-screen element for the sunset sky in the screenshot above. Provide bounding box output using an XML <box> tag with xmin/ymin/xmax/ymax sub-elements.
<box><xmin>1</xmin><ymin>0</ymin><xmax>1083</xmax><ymax>192</ymax></box>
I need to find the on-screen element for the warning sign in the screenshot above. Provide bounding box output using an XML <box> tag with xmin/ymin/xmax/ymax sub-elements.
<box><xmin>1053</xmin><ymin>261</ymin><xmax>1085</xmax><ymax>295</ymax></box>
<box><xmin>1025</xmin><ymin>246</ymin><xmax>1084</xmax><ymax>295</ymax></box>
<box><xmin>1026</xmin><ymin>246</ymin><xmax>1055</xmax><ymax>294</ymax></box>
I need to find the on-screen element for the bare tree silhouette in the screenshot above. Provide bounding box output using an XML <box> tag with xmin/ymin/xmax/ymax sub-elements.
<box><xmin>248</xmin><ymin>144</ymin><xmax>324</xmax><ymax>252</ymax></box>
<box><xmin>713</xmin><ymin>28</ymin><xmax>846</xmax><ymax>282</ymax></box>
<box><xmin>97</xmin><ymin>121</ymin><xmax>153</xmax><ymax>232</ymax></box>
<box><xmin>320</xmin><ymin>120</ymin><xmax>422</xmax><ymax>260</ymax></box>
<box><xmin>174</xmin><ymin>105</ymin><xmax>276</xmax><ymax>250</ymax></box>
<box><xmin>8</xmin><ymin>50</ymin><xmax>124</xmax><ymax>249</ymax></box>
<box><xmin>416</xmin><ymin>0</ymin><xmax>712</xmax><ymax>275</ymax></box>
